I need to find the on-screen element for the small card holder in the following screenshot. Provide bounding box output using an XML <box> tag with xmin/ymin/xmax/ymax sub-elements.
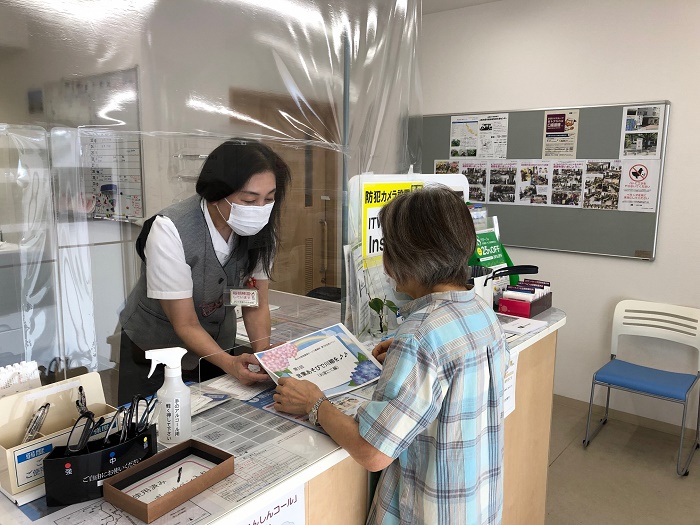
<box><xmin>43</xmin><ymin>425</ymin><xmax>157</xmax><ymax>507</ymax></box>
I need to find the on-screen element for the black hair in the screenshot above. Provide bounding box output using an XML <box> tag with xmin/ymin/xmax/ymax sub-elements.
<box><xmin>378</xmin><ymin>185</ymin><xmax>476</xmax><ymax>289</ymax></box>
<box><xmin>196</xmin><ymin>139</ymin><xmax>291</xmax><ymax>277</ymax></box>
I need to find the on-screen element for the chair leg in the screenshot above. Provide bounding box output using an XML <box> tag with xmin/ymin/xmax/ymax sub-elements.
<box><xmin>676</xmin><ymin>388</ymin><xmax>700</xmax><ymax>476</ymax></box>
<box><xmin>583</xmin><ymin>381</ymin><xmax>609</xmax><ymax>447</ymax></box>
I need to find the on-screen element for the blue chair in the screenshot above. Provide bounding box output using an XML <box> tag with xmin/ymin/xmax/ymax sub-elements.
<box><xmin>583</xmin><ymin>300</ymin><xmax>700</xmax><ymax>475</ymax></box>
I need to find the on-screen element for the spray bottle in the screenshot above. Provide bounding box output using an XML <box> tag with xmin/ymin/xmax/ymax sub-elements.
<box><xmin>145</xmin><ymin>347</ymin><xmax>191</xmax><ymax>444</ymax></box>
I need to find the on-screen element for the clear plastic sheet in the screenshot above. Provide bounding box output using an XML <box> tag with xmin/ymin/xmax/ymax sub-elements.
<box><xmin>0</xmin><ymin>125</ymin><xmax>60</xmax><ymax>370</ymax></box>
<box><xmin>0</xmin><ymin>0</ymin><xmax>421</xmax><ymax>405</ymax></box>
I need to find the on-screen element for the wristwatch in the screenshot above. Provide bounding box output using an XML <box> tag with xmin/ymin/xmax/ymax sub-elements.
<box><xmin>309</xmin><ymin>396</ymin><xmax>329</xmax><ymax>427</ymax></box>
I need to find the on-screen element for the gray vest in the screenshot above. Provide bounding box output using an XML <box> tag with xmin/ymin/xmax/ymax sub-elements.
<box><xmin>119</xmin><ymin>195</ymin><xmax>250</xmax><ymax>369</ymax></box>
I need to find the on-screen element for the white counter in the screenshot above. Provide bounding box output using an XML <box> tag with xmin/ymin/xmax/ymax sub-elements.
<box><xmin>0</xmin><ymin>301</ymin><xmax>566</xmax><ymax>525</ymax></box>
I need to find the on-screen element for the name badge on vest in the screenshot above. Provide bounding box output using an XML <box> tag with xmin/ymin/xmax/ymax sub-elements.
<box><xmin>225</xmin><ymin>288</ymin><xmax>259</xmax><ymax>308</ymax></box>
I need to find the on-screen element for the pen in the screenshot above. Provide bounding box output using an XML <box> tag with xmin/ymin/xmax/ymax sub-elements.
<box><xmin>21</xmin><ymin>403</ymin><xmax>50</xmax><ymax>444</ymax></box>
<box><xmin>76</xmin><ymin>386</ymin><xmax>88</xmax><ymax>415</ymax></box>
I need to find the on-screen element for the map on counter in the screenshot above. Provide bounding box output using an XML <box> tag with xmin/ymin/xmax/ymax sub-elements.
<box><xmin>254</xmin><ymin>323</ymin><xmax>382</xmax><ymax>397</ymax></box>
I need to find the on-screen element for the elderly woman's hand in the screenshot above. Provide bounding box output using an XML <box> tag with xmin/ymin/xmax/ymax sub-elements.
<box><xmin>372</xmin><ymin>338</ymin><xmax>393</xmax><ymax>364</ymax></box>
<box><xmin>273</xmin><ymin>377</ymin><xmax>325</xmax><ymax>415</ymax></box>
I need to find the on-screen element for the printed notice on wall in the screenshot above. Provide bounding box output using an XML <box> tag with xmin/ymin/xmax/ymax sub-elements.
<box><xmin>618</xmin><ymin>160</ymin><xmax>660</xmax><ymax>212</ymax></box>
<box><xmin>620</xmin><ymin>105</ymin><xmax>664</xmax><ymax>159</ymax></box>
<box><xmin>516</xmin><ymin>160</ymin><xmax>551</xmax><ymax>205</ymax></box>
<box><xmin>450</xmin><ymin>113</ymin><xmax>508</xmax><ymax>159</ymax></box>
<box><xmin>550</xmin><ymin>160</ymin><xmax>584</xmax><ymax>207</ymax></box>
<box><xmin>542</xmin><ymin>109</ymin><xmax>579</xmax><ymax>159</ymax></box>
<box><xmin>460</xmin><ymin>160</ymin><xmax>488</xmax><ymax>202</ymax></box>
<box><xmin>583</xmin><ymin>160</ymin><xmax>622</xmax><ymax>210</ymax></box>
<box><xmin>488</xmin><ymin>160</ymin><xmax>517</xmax><ymax>203</ymax></box>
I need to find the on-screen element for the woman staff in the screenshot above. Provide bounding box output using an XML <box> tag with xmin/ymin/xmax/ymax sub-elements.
<box><xmin>118</xmin><ymin>139</ymin><xmax>289</xmax><ymax>405</ymax></box>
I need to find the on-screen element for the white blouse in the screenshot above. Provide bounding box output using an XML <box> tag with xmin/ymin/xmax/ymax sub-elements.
<box><xmin>144</xmin><ymin>199</ymin><xmax>268</xmax><ymax>300</ymax></box>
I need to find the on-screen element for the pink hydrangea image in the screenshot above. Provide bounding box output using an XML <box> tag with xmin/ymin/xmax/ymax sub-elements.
<box><xmin>259</xmin><ymin>343</ymin><xmax>298</xmax><ymax>373</ymax></box>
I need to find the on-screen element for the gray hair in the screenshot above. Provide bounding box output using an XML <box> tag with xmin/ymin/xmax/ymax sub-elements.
<box><xmin>378</xmin><ymin>185</ymin><xmax>476</xmax><ymax>289</ymax></box>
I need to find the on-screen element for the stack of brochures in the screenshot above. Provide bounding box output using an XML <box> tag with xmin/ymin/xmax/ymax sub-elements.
<box><xmin>501</xmin><ymin>279</ymin><xmax>551</xmax><ymax>302</ymax></box>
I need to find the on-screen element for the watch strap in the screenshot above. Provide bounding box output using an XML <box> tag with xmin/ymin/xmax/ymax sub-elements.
<box><xmin>309</xmin><ymin>395</ymin><xmax>329</xmax><ymax>426</ymax></box>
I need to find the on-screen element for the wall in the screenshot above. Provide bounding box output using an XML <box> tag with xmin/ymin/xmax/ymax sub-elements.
<box><xmin>422</xmin><ymin>0</ymin><xmax>700</xmax><ymax>427</ymax></box>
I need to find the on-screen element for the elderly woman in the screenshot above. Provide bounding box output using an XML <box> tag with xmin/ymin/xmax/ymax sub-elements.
<box><xmin>274</xmin><ymin>185</ymin><xmax>509</xmax><ymax>525</ymax></box>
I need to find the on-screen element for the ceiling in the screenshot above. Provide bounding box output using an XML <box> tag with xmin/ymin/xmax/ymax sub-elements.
<box><xmin>422</xmin><ymin>0</ymin><xmax>501</xmax><ymax>15</ymax></box>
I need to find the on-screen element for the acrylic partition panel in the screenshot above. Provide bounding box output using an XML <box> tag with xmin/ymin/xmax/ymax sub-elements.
<box><xmin>0</xmin><ymin>126</ymin><xmax>60</xmax><ymax>372</ymax></box>
<box><xmin>346</xmin><ymin>173</ymin><xmax>470</xmax><ymax>341</ymax></box>
<box><xmin>0</xmin><ymin>0</ymin><xmax>421</xmax><ymax>406</ymax></box>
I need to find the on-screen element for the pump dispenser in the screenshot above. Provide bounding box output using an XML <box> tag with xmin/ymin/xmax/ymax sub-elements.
<box><xmin>145</xmin><ymin>347</ymin><xmax>191</xmax><ymax>444</ymax></box>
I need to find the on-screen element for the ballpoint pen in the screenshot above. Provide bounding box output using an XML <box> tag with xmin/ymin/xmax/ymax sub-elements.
<box><xmin>21</xmin><ymin>403</ymin><xmax>50</xmax><ymax>444</ymax></box>
<box><xmin>76</xmin><ymin>386</ymin><xmax>88</xmax><ymax>415</ymax></box>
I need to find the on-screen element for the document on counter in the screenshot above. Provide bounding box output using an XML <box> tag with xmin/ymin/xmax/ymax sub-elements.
<box><xmin>254</xmin><ymin>323</ymin><xmax>382</xmax><ymax>398</ymax></box>
<box><xmin>32</xmin><ymin>498</ymin><xmax>215</xmax><ymax>525</ymax></box>
<box><xmin>244</xmin><ymin>382</ymin><xmax>377</xmax><ymax>432</ymax></box>
<box><xmin>497</xmin><ymin>313</ymin><xmax>548</xmax><ymax>335</ymax></box>
<box><xmin>203</xmin><ymin>374</ymin><xmax>274</xmax><ymax>401</ymax></box>
<box><xmin>190</xmin><ymin>384</ymin><xmax>233</xmax><ymax>416</ymax></box>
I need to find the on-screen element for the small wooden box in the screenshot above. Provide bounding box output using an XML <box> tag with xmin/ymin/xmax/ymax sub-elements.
<box><xmin>103</xmin><ymin>440</ymin><xmax>234</xmax><ymax>523</ymax></box>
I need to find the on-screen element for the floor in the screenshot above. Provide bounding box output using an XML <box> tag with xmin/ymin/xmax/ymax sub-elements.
<box><xmin>546</xmin><ymin>398</ymin><xmax>700</xmax><ymax>525</ymax></box>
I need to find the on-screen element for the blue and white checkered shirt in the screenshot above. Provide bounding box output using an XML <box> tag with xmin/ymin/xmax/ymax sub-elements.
<box><xmin>357</xmin><ymin>289</ymin><xmax>508</xmax><ymax>525</ymax></box>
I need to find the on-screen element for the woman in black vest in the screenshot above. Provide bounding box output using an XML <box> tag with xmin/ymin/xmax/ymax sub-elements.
<box><xmin>118</xmin><ymin>139</ymin><xmax>290</xmax><ymax>405</ymax></box>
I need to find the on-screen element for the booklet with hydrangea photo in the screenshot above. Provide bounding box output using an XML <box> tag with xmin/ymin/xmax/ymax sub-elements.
<box><xmin>253</xmin><ymin>323</ymin><xmax>383</xmax><ymax>398</ymax></box>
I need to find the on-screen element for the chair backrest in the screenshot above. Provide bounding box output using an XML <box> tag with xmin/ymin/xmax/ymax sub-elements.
<box><xmin>611</xmin><ymin>300</ymin><xmax>700</xmax><ymax>372</ymax></box>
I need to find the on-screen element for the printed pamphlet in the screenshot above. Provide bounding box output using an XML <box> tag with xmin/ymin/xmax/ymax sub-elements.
<box><xmin>254</xmin><ymin>323</ymin><xmax>383</xmax><ymax>398</ymax></box>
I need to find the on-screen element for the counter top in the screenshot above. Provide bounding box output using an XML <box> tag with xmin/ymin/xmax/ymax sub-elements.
<box><xmin>0</xmin><ymin>301</ymin><xmax>566</xmax><ymax>525</ymax></box>
<box><xmin>509</xmin><ymin>307</ymin><xmax>566</xmax><ymax>355</ymax></box>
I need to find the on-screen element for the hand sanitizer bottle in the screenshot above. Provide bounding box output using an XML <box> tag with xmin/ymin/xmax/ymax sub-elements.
<box><xmin>145</xmin><ymin>347</ymin><xmax>191</xmax><ymax>444</ymax></box>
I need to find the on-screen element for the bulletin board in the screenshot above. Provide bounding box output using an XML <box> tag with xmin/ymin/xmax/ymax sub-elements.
<box><xmin>421</xmin><ymin>101</ymin><xmax>670</xmax><ymax>260</ymax></box>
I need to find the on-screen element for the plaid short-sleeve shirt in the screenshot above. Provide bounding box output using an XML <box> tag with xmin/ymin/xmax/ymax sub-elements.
<box><xmin>357</xmin><ymin>290</ymin><xmax>509</xmax><ymax>525</ymax></box>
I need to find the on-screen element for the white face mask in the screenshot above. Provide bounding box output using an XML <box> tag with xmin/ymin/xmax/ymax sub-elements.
<box><xmin>218</xmin><ymin>198</ymin><xmax>274</xmax><ymax>236</ymax></box>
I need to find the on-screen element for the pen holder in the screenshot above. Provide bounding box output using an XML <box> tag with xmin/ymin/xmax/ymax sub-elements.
<box><xmin>43</xmin><ymin>425</ymin><xmax>157</xmax><ymax>506</ymax></box>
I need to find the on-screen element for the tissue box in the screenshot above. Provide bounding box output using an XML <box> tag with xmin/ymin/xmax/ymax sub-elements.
<box><xmin>498</xmin><ymin>292</ymin><xmax>553</xmax><ymax>318</ymax></box>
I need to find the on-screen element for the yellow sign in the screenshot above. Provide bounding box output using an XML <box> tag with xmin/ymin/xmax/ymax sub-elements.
<box><xmin>361</xmin><ymin>182</ymin><xmax>423</xmax><ymax>258</ymax></box>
